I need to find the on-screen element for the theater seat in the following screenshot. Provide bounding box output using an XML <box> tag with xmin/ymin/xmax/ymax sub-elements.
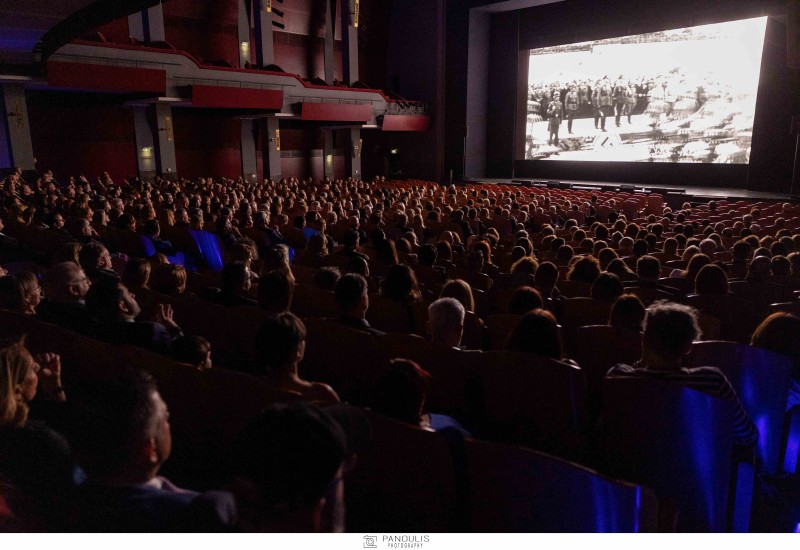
<box><xmin>686</xmin><ymin>341</ymin><xmax>792</xmax><ymax>475</ymax></box>
<box><xmin>464</xmin><ymin>438</ymin><xmax>658</xmax><ymax>532</ymax></box>
<box><xmin>601</xmin><ymin>377</ymin><xmax>751</xmax><ymax>532</ymax></box>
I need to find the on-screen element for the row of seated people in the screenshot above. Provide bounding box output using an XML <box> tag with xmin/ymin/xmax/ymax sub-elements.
<box><xmin>0</xmin><ymin>171</ymin><xmax>796</xmax><ymax>532</ymax></box>
<box><xmin>1</xmin><ymin>292</ymin><xmax>796</xmax><ymax>532</ymax></box>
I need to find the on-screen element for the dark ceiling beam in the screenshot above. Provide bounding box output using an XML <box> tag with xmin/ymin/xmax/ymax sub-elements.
<box><xmin>41</xmin><ymin>0</ymin><xmax>168</xmax><ymax>61</ymax></box>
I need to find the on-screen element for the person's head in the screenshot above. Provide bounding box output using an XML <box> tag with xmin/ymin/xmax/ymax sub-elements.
<box><xmin>606</xmin><ymin>258</ymin><xmax>635</xmax><ymax>280</ymax></box>
<box><xmin>15</xmin><ymin>272</ymin><xmax>41</xmax><ymax>314</ymax></box>
<box><xmin>567</xmin><ymin>255</ymin><xmax>601</xmax><ymax>284</ymax></box>
<box><xmin>0</xmin><ymin>339</ymin><xmax>38</xmax><ymax>428</ymax></box>
<box><xmin>334</xmin><ymin>273</ymin><xmax>369</xmax><ymax>318</ymax></box>
<box><xmin>418</xmin><ymin>244</ymin><xmax>437</xmax><ymax>267</ymax></box>
<box><xmin>255</xmin><ymin>312</ymin><xmax>306</xmax><ymax>373</ymax></box>
<box><xmin>636</xmin><ymin>255</ymin><xmax>661</xmax><ymax>281</ymax></box>
<box><xmin>609</xmin><ymin>294</ymin><xmax>646</xmax><ymax>333</ymax></box>
<box><xmin>258</xmin><ymin>269</ymin><xmax>294</xmax><ymax>315</ymax></box>
<box><xmin>534</xmin><ymin>261</ymin><xmax>559</xmax><ymax>294</ymax></box>
<box><xmin>732</xmin><ymin>240</ymin><xmax>751</xmax><ymax>262</ymax></box>
<box><xmin>42</xmin><ymin>262</ymin><xmax>91</xmax><ymax>304</ymax></box>
<box><xmin>151</xmin><ymin>263</ymin><xmax>187</xmax><ymax>296</ymax></box>
<box><xmin>381</xmin><ymin>264</ymin><xmax>420</xmax><ymax>304</ymax></box>
<box><xmin>507</xmin><ymin>286</ymin><xmax>544</xmax><ymax>315</ymax></box>
<box><xmin>342</xmin><ymin>229</ymin><xmax>359</xmax><ymax>249</ymax></box>
<box><xmin>122</xmin><ymin>258</ymin><xmax>152</xmax><ymax>291</ymax></box>
<box><xmin>69</xmin><ymin>369</ymin><xmax>171</xmax><ymax>482</ymax></box>
<box><xmin>261</xmin><ymin>245</ymin><xmax>295</xmax><ymax>284</ymax></box>
<box><xmin>222</xmin><ymin>261</ymin><xmax>253</xmax><ymax>294</ymax></box>
<box><xmin>506</xmin><ymin>309</ymin><xmax>562</xmax><ymax>359</ymax></box>
<box><xmin>51</xmin><ymin>241</ymin><xmax>83</xmax><ymax>265</ymax></box>
<box><xmin>751</xmin><ymin>312</ymin><xmax>800</xmax><ymax>377</ymax></box>
<box><xmin>682</xmin><ymin>253</ymin><xmax>711</xmax><ymax>281</ymax></box>
<box><xmin>747</xmin><ymin>255</ymin><xmax>771</xmax><ymax>282</ymax></box>
<box><xmin>511</xmin><ymin>256</ymin><xmax>538</xmax><ymax>275</ymax></box>
<box><xmin>641</xmin><ymin>301</ymin><xmax>701</xmax><ymax>366</ymax></box>
<box><xmin>78</xmin><ymin>242</ymin><xmax>113</xmax><ymax>279</ymax></box>
<box><xmin>0</xmin><ymin>275</ymin><xmax>26</xmax><ymax>314</ymax></box>
<box><xmin>371</xmin><ymin>359</ymin><xmax>431</xmax><ymax>426</ymax></box>
<box><xmin>439</xmin><ymin>279</ymin><xmax>475</xmax><ymax>313</ymax></box>
<box><xmin>591</xmin><ymin>272</ymin><xmax>624</xmax><ymax>302</ymax></box>
<box><xmin>86</xmin><ymin>278</ymin><xmax>140</xmax><ymax>323</ymax></box>
<box><xmin>313</xmin><ymin>266</ymin><xmax>340</xmax><ymax>291</ymax></box>
<box><xmin>231</xmin><ymin>403</ymin><xmax>353</xmax><ymax>532</ymax></box>
<box><xmin>694</xmin><ymin>264</ymin><xmax>729</xmax><ymax>295</ymax></box>
<box><xmin>597</xmin><ymin>247</ymin><xmax>618</xmax><ymax>270</ymax></box>
<box><xmin>428</xmin><ymin>298</ymin><xmax>465</xmax><ymax>348</ymax></box>
<box><xmin>168</xmin><ymin>335</ymin><xmax>212</xmax><ymax>370</ymax></box>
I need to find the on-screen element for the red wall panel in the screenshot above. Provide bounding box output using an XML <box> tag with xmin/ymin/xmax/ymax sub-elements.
<box><xmin>27</xmin><ymin>94</ymin><xmax>137</xmax><ymax>181</ymax></box>
<box><xmin>191</xmin><ymin>85</ymin><xmax>284</xmax><ymax>110</ymax></box>
<box><xmin>301</xmin><ymin>103</ymin><xmax>372</xmax><ymax>122</ymax></box>
<box><xmin>47</xmin><ymin>61</ymin><xmax>166</xmax><ymax>94</ymax></box>
<box><xmin>382</xmin><ymin>115</ymin><xmax>431</xmax><ymax>132</ymax></box>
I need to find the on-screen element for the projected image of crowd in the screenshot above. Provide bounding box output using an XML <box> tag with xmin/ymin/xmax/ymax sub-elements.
<box><xmin>525</xmin><ymin>73</ymin><xmax>755</xmax><ymax>164</ymax></box>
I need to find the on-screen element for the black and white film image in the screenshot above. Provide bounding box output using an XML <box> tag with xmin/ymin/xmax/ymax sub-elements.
<box><xmin>524</xmin><ymin>17</ymin><xmax>767</xmax><ymax>163</ymax></box>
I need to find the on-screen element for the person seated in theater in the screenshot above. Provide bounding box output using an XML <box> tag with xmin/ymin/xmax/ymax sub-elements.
<box><xmin>312</xmin><ymin>266</ymin><xmax>341</xmax><ymax>291</ymax></box>
<box><xmin>72</xmin><ymin>218</ymin><xmax>101</xmax><ymax>245</ymax></box>
<box><xmin>0</xmin><ymin>215</ymin><xmax>32</xmax><ymax>263</ymax></box>
<box><xmin>202</xmin><ymin>261</ymin><xmax>258</xmax><ymax>308</ymax></box>
<box><xmin>78</xmin><ymin>242</ymin><xmax>118</xmax><ymax>284</ymax></box>
<box><xmin>609</xmin><ymin>294</ymin><xmax>646</xmax><ymax>333</ymax></box>
<box><xmin>229</xmin><ymin>403</ymin><xmax>365</xmax><ymax>532</ymax></box>
<box><xmin>428</xmin><ymin>297</ymin><xmax>465</xmax><ymax>349</ymax></box>
<box><xmin>370</xmin><ymin>359</ymin><xmax>444</xmax><ymax>432</ymax></box>
<box><xmin>506</xmin><ymin>309</ymin><xmax>568</xmax><ymax>362</ymax></box>
<box><xmin>566</xmin><ymin>255</ymin><xmax>601</xmax><ymax>285</ymax></box>
<box><xmin>533</xmin><ymin>261</ymin><xmax>560</xmax><ymax>299</ymax></box>
<box><xmin>333</xmin><ymin>273</ymin><xmax>384</xmax><ymax>336</ymax></box>
<box><xmin>86</xmin><ymin>278</ymin><xmax>183</xmax><ymax>354</ymax></box>
<box><xmin>121</xmin><ymin>258</ymin><xmax>152</xmax><ymax>294</ymax></box>
<box><xmin>142</xmin><ymin>220</ymin><xmax>178</xmax><ymax>257</ymax></box>
<box><xmin>0</xmin><ymin>272</ymin><xmax>40</xmax><ymax>316</ymax></box>
<box><xmin>258</xmin><ymin>269</ymin><xmax>294</xmax><ymax>316</ymax></box>
<box><xmin>507</xmin><ymin>286</ymin><xmax>544</xmax><ymax>315</ymax></box>
<box><xmin>67</xmin><ymin>369</ymin><xmax>233</xmax><ymax>532</ymax></box>
<box><xmin>591</xmin><ymin>272</ymin><xmax>624</xmax><ymax>303</ymax></box>
<box><xmin>254</xmin><ymin>312</ymin><xmax>339</xmax><ymax>403</ymax></box>
<box><xmin>627</xmin><ymin>255</ymin><xmax>681</xmax><ymax>297</ymax></box>
<box><xmin>694</xmin><ymin>264</ymin><xmax>730</xmax><ymax>296</ymax></box>
<box><xmin>168</xmin><ymin>335</ymin><xmax>213</xmax><ymax>371</ymax></box>
<box><xmin>606</xmin><ymin>301</ymin><xmax>758</xmax><ymax>449</ymax></box>
<box><xmin>334</xmin><ymin>229</ymin><xmax>369</xmax><ymax>263</ymax></box>
<box><xmin>37</xmin><ymin>262</ymin><xmax>93</xmax><ymax>334</ymax></box>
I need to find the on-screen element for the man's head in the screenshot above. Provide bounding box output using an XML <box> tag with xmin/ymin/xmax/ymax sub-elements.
<box><xmin>221</xmin><ymin>261</ymin><xmax>252</xmax><ymax>294</ymax></box>
<box><xmin>69</xmin><ymin>369</ymin><xmax>171</xmax><ymax>482</ymax></box>
<box><xmin>641</xmin><ymin>301</ymin><xmax>701</xmax><ymax>367</ymax></box>
<box><xmin>334</xmin><ymin>274</ymin><xmax>368</xmax><ymax>318</ymax></box>
<box><xmin>428</xmin><ymin>297</ymin><xmax>465</xmax><ymax>348</ymax></box>
<box><xmin>636</xmin><ymin>255</ymin><xmax>661</xmax><ymax>281</ymax></box>
<box><xmin>41</xmin><ymin>262</ymin><xmax>91</xmax><ymax>304</ymax></box>
<box><xmin>255</xmin><ymin>312</ymin><xmax>306</xmax><ymax>373</ymax></box>
<box><xmin>85</xmin><ymin>278</ymin><xmax>140</xmax><ymax>322</ymax></box>
<box><xmin>231</xmin><ymin>403</ymin><xmax>354</xmax><ymax>532</ymax></box>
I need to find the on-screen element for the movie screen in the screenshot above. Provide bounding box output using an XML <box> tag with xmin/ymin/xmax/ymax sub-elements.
<box><xmin>523</xmin><ymin>17</ymin><xmax>767</xmax><ymax>164</ymax></box>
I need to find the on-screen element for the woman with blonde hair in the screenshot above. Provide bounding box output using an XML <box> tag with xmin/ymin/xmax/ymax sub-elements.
<box><xmin>0</xmin><ymin>339</ymin><xmax>65</xmax><ymax>429</ymax></box>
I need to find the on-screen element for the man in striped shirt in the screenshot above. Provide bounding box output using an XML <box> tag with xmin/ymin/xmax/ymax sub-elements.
<box><xmin>607</xmin><ymin>301</ymin><xmax>759</xmax><ymax>448</ymax></box>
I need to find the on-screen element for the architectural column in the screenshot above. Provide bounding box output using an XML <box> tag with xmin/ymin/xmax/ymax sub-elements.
<box><xmin>128</xmin><ymin>3</ymin><xmax>166</xmax><ymax>43</ymax></box>
<box><xmin>237</xmin><ymin>0</ymin><xmax>252</xmax><ymax>68</ymax></box>
<box><xmin>261</xmin><ymin>117</ymin><xmax>281</xmax><ymax>180</ymax></box>
<box><xmin>0</xmin><ymin>84</ymin><xmax>35</xmax><ymax>171</ymax></box>
<box><xmin>132</xmin><ymin>106</ymin><xmax>157</xmax><ymax>181</ymax></box>
<box><xmin>154</xmin><ymin>103</ymin><xmax>177</xmax><ymax>179</ymax></box>
<box><xmin>323</xmin><ymin>0</ymin><xmax>336</xmax><ymax>83</ymax></box>
<box><xmin>323</xmin><ymin>130</ymin><xmax>335</xmax><ymax>179</ymax></box>
<box><xmin>241</xmin><ymin>119</ymin><xmax>258</xmax><ymax>182</ymax></box>
<box><xmin>340</xmin><ymin>0</ymin><xmax>359</xmax><ymax>85</ymax></box>
<box><xmin>344</xmin><ymin>127</ymin><xmax>361</xmax><ymax>180</ymax></box>
<box><xmin>253</xmin><ymin>0</ymin><xmax>275</xmax><ymax>67</ymax></box>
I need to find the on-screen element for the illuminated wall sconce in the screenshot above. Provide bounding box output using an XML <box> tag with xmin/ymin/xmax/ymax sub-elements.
<box><xmin>240</xmin><ymin>41</ymin><xmax>249</xmax><ymax>51</ymax></box>
<box><xmin>140</xmin><ymin>146</ymin><xmax>154</xmax><ymax>159</ymax></box>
